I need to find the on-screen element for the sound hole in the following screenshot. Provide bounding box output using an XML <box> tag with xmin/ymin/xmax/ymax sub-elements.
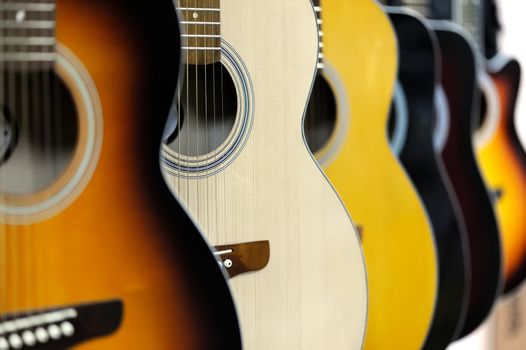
<box><xmin>0</xmin><ymin>68</ymin><xmax>78</xmax><ymax>195</ymax></box>
<box><xmin>166</xmin><ymin>62</ymin><xmax>238</xmax><ymax>157</ymax></box>
<box><xmin>304</xmin><ymin>74</ymin><xmax>337</xmax><ymax>154</ymax></box>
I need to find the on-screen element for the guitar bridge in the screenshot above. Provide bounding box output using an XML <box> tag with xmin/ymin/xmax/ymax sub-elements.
<box><xmin>0</xmin><ymin>300</ymin><xmax>122</xmax><ymax>349</ymax></box>
<box><xmin>214</xmin><ymin>240</ymin><xmax>270</xmax><ymax>278</ymax></box>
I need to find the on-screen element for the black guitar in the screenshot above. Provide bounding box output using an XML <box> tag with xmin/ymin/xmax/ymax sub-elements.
<box><xmin>384</xmin><ymin>4</ymin><xmax>470</xmax><ymax>349</ymax></box>
<box><xmin>387</xmin><ymin>0</ymin><xmax>503</xmax><ymax>338</ymax></box>
<box><xmin>429</xmin><ymin>14</ymin><xmax>503</xmax><ymax>339</ymax></box>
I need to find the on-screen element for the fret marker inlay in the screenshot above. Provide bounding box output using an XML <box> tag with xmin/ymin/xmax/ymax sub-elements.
<box><xmin>15</xmin><ymin>10</ymin><xmax>26</xmax><ymax>23</ymax></box>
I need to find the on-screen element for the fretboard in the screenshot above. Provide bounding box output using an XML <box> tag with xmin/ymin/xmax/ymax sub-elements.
<box><xmin>400</xmin><ymin>0</ymin><xmax>431</xmax><ymax>18</ymax></box>
<box><xmin>0</xmin><ymin>0</ymin><xmax>56</xmax><ymax>64</ymax></box>
<box><xmin>177</xmin><ymin>0</ymin><xmax>220</xmax><ymax>65</ymax></box>
<box><xmin>454</xmin><ymin>0</ymin><xmax>484</xmax><ymax>55</ymax></box>
<box><xmin>312</xmin><ymin>0</ymin><xmax>324</xmax><ymax>69</ymax></box>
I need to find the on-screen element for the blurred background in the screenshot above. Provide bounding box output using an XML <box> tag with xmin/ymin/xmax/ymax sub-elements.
<box><xmin>450</xmin><ymin>1</ymin><xmax>526</xmax><ymax>349</ymax></box>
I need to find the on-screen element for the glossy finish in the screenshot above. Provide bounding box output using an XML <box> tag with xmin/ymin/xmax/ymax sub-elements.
<box><xmin>477</xmin><ymin>57</ymin><xmax>526</xmax><ymax>293</ymax></box>
<box><xmin>388</xmin><ymin>9</ymin><xmax>470</xmax><ymax>349</ymax></box>
<box><xmin>316</xmin><ymin>1</ymin><xmax>438</xmax><ymax>349</ymax></box>
<box><xmin>432</xmin><ymin>22</ymin><xmax>502</xmax><ymax>337</ymax></box>
<box><xmin>0</xmin><ymin>1</ymin><xmax>240</xmax><ymax>349</ymax></box>
<box><xmin>162</xmin><ymin>0</ymin><xmax>368</xmax><ymax>348</ymax></box>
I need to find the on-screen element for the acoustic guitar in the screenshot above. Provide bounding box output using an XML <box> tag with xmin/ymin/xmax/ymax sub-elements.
<box><xmin>304</xmin><ymin>1</ymin><xmax>438</xmax><ymax>349</ymax></box>
<box><xmin>426</xmin><ymin>5</ymin><xmax>503</xmax><ymax>335</ymax></box>
<box><xmin>161</xmin><ymin>0</ymin><xmax>368</xmax><ymax>349</ymax></box>
<box><xmin>468</xmin><ymin>0</ymin><xmax>526</xmax><ymax>294</ymax></box>
<box><xmin>383</xmin><ymin>3</ymin><xmax>470</xmax><ymax>348</ymax></box>
<box><xmin>0</xmin><ymin>0</ymin><xmax>241</xmax><ymax>349</ymax></box>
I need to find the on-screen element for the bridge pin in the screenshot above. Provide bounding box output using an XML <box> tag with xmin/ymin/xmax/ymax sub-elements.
<box><xmin>0</xmin><ymin>337</ymin><xmax>9</xmax><ymax>350</ymax></box>
<box><xmin>48</xmin><ymin>324</ymin><xmax>61</xmax><ymax>340</ymax></box>
<box><xmin>61</xmin><ymin>322</ymin><xmax>75</xmax><ymax>337</ymax></box>
<box><xmin>22</xmin><ymin>330</ymin><xmax>36</xmax><ymax>346</ymax></box>
<box><xmin>35</xmin><ymin>327</ymin><xmax>49</xmax><ymax>343</ymax></box>
<box><xmin>8</xmin><ymin>334</ymin><xmax>22</xmax><ymax>349</ymax></box>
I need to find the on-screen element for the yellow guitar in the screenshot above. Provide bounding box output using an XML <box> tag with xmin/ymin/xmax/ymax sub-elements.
<box><xmin>305</xmin><ymin>1</ymin><xmax>437</xmax><ymax>348</ymax></box>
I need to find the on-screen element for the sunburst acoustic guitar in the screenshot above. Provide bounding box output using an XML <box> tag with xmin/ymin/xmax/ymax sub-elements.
<box><xmin>0</xmin><ymin>0</ymin><xmax>241</xmax><ymax>349</ymax></box>
<box><xmin>161</xmin><ymin>0</ymin><xmax>367</xmax><ymax>349</ymax></box>
<box><xmin>382</xmin><ymin>3</ymin><xmax>471</xmax><ymax>348</ymax></box>
<box><xmin>303</xmin><ymin>1</ymin><xmax>438</xmax><ymax>349</ymax></box>
<box><xmin>467</xmin><ymin>0</ymin><xmax>526</xmax><ymax>294</ymax></box>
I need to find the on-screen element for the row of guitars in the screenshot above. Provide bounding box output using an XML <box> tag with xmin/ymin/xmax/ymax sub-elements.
<box><xmin>0</xmin><ymin>0</ymin><xmax>522</xmax><ymax>349</ymax></box>
<box><xmin>165</xmin><ymin>0</ymin><xmax>526</xmax><ymax>349</ymax></box>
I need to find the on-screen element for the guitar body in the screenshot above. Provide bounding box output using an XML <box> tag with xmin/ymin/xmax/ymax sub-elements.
<box><xmin>162</xmin><ymin>0</ymin><xmax>367</xmax><ymax>349</ymax></box>
<box><xmin>0</xmin><ymin>1</ymin><xmax>240</xmax><ymax>349</ymax></box>
<box><xmin>387</xmin><ymin>9</ymin><xmax>469</xmax><ymax>348</ymax></box>
<box><xmin>305</xmin><ymin>1</ymin><xmax>438</xmax><ymax>349</ymax></box>
<box><xmin>476</xmin><ymin>56</ymin><xmax>526</xmax><ymax>293</ymax></box>
<box><xmin>431</xmin><ymin>21</ymin><xmax>502</xmax><ymax>337</ymax></box>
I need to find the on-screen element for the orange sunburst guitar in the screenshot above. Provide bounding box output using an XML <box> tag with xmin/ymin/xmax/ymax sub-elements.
<box><xmin>0</xmin><ymin>1</ymin><xmax>240</xmax><ymax>349</ymax></box>
<box><xmin>452</xmin><ymin>0</ymin><xmax>524</xmax><ymax>294</ymax></box>
<box><xmin>476</xmin><ymin>55</ymin><xmax>526</xmax><ymax>293</ymax></box>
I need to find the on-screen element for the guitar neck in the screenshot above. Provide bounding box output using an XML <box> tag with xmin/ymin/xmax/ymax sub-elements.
<box><xmin>0</xmin><ymin>0</ymin><xmax>57</xmax><ymax>65</ymax></box>
<box><xmin>453</xmin><ymin>0</ymin><xmax>485</xmax><ymax>55</ymax></box>
<box><xmin>398</xmin><ymin>0</ymin><xmax>432</xmax><ymax>18</ymax></box>
<box><xmin>312</xmin><ymin>0</ymin><xmax>324</xmax><ymax>69</ymax></box>
<box><xmin>176</xmin><ymin>0</ymin><xmax>221</xmax><ymax>64</ymax></box>
<box><xmin>388</xmin><ymin>0</ymin><xmax>484</xmax><ymax>55</ymax></box>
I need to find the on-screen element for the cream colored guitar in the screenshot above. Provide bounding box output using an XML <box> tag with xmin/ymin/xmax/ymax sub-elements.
<box><xmin>161</xmin><ymin>0</ymin><xmax>367</xmax><ymax>349</ymax></box>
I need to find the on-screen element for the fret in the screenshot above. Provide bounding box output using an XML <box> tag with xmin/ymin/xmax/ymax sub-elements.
<box><xmin>177</xmin><ymin>7</ymin><xmax>220</xmax><ymax>12</ymax></box>
<box><xmin>1</xmin><ymin>3</ymin><xmax>55</xmax><ymax>12</ymax></box>
<box><xmin>0</xmin><ymin>20</ymin><xmax>54</xmax><ymax>29</ymax></box>
<box><xmin>177</xmin><ymin>0</ymin><xmax>220</xmax><ymax>64</ymax></box>
<box><xmin>179</xmin><ymin>21</ymin><xmax>219</xmax><ymax>25</ymax></box>
<box><xmin>0</xmin><ymin>52</ymin><xmax>55</xmax><ymax>61</ymax></box>
<box><xmin>182</xmin><ymin>47</ymin><xmax>221</xmax><ymax>51</ymax></box>
<box><xmin>0</xmin><ymin>36</ymin><xmax>55</xmax><ymax>45</ymax></box>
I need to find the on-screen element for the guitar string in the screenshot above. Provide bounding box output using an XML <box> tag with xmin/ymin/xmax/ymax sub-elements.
<box><xmin>218</xmin><ymin>0</ymin><xmax>225</xmax><ymax>249</ymax></box>
<box><xmin>203</xmin><ymin>3</ymin><xmax>210</xmax><ymax>241</ymax></box>
<box><xmin>0</xmin><ymin>0</ymin><xmax>6</xmax><ymax>322</ymax></box>
<box><xmin>52</xmin><ymin>0</ymin><xmax>65</xmax><ymax>314</ymax></box>
<box><xmin>188</xmin><ymin>0</ymin><xmax>192</xmax><ymax>224</ymax></box>
<box><xmin>212</xmin><ymin>0</ymin><xmax>220</xmax><ymax>251</ymax></box>
<box><xmin>27</xmin><ymin>2</ymin><xmax>41</xmax><ymax>315</ymax></box>
<box><xmin>194</xmin><ymin>0</ymin><xmax>200</xmax><ymax>241</ymax></box>
<box><xmin>40</xmin><ymin>0</ymin><xmax>53</xmax><ymax>311</ymax></box>
<box><xmin>40</xmin><ymin>0</ymin><xmax>55</xmax><ymax>313</ymax></box>
<box><xmin>6</xmin><ymin>8</ymin><xmax>16</xmax><ymax>318</ymax></box>
<box><xmin>203</xmin><ymin>0</ymin><xmax>210</xmax><ymax>248</ymax></box>
<box><xmin>8</xmin><ymin>4</ymin><xmax>20</xmax><ymax>317</ymax></box>
<box><xmin>20</xmin><ymin>1</ymin><xmax>34</xmax><ymax>316</ymax></box>
<box><xmin>176</xmin><ymin>0</ymin><xmax>182</xmax><ymax>218</ymax></box>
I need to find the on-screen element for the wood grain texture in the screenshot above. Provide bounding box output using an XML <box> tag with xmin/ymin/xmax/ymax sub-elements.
<box><xmin>163</xmin><ymin>0</ymin><xmax>368</xmax><ymax>349</ymax></box>
<box><xmin>477</xmin><ymin>57</ymin><xmax>526</xmax><ymax>293</ymax></box>
<box><xmin>319</xmin><ymin>1</ymin><xmax>438</xmax><ymax>349</ymax></box>
<box><xmin>0</xmin><ymin>1</ymin><xmax>241</xmax><ymax>349</ymax></box>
